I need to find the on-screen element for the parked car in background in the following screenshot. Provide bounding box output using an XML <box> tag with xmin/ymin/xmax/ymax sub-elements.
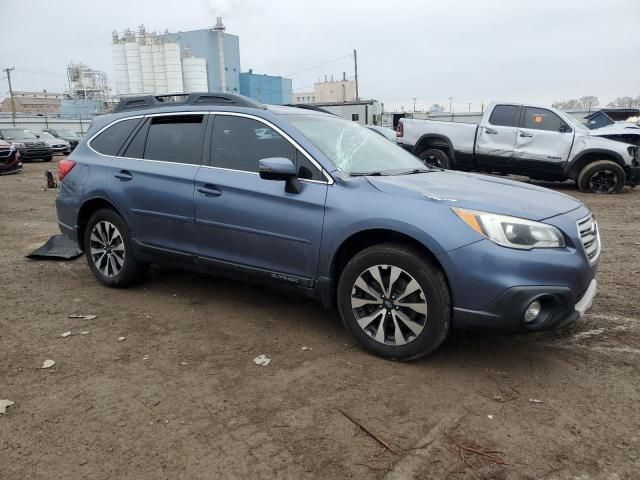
<box><xmin>55</xmin><ymin>93</ymin><xmax>599</xmax><ymax>360</ymax></box>
<box><xmin>0</xmin><ymin>139</ymin><xmax>22</xmax><ymax>175</ymax></box>
<box><xmin>0</xmin><ymin>128</ymin><xmax>53</xmax><ymax>162</ymax></box>
<box><xmin>33</xmin><ymin>131</ymin><xmax>71</xmax><ymax>155</ymax></box>
<box><xmin>42</xmin><ymin>128</ymin><xmax>81</xmax><ymax>151</ymax></box>
<box><xmin>397</xmin><ymin>102</ymin><xmax>640</xmax><ymax>194</ymax></box>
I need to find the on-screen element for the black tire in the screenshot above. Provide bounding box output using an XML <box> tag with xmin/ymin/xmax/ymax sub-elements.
<box><xmin>43</xmin><ymin>156</ymin><xmax>53</xmax><ymax>162</ymax></box>
<box><xmin>577</xmin><ymin>160</ymin><xmax>626</xmax><ymax>194</ymax></box>
<box><xmin>419</xmin><ymin>148</ymin><xmax>450</xmax><ymax>169</ymax></box>
<box><xmin>337</xmin><ymin>243</ymin><xmax>451</xmax><ymax>361</ymax></box>
<box><xmin>83</xmin><ymin>208</ymin><xmax>147</xmax><ymax>288</ymax></box>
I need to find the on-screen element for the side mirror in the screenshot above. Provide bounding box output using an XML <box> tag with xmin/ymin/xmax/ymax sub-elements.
<box><xmin>559</xmin><ymin>124</ymin><xmax>572</xmax><ymax>133</ymax></box>
<box><xmin>259</xmin><ymin>157</ymin><xmax>302</xmax><ymax>194</ymax></box>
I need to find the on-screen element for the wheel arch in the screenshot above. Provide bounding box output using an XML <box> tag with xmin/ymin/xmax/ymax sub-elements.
<box><xmin>322</xmin><ymin>228</ymin><xmax>451</xmax><ymax>309</ymax></box>
<box><xmin>76</xmin><ymin>196</ymin><xmax>128</xmax><ymax>250</ymax></box>
<box><xmin>565</xmin><ymin>149</ymin><xmax>626</xmax><ymax>180</ymax></box>
<box><xmin>413</xmin><ymin>134</ymin><xmax>455</xmax><ymax>161</ymax></box>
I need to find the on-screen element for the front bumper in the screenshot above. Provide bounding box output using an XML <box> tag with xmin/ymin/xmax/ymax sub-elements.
<box><xmin>453</xmin><ymin>279</ymin><xmax>596</xmax><ymax>332</ymax></box>
<box><xmin>18</xmin><ymin>147</ymin><xmax>53</xmax><ymax>159</ymax></box>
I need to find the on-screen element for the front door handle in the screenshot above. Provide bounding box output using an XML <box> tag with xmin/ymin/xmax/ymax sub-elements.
<box><xmin>114</xmin><ymin>170</ymin><xmax>133</xmax><ymax>181</ymax></box>
<box><xmin>519</xmin><ymin>131</ymin><xmax>534</xmax><ymax>138</ymax></box>
<box><xmin>197</xmin><ymin>184</ymin><xmax>222</xmax><ymax>197</ymax></box>
<box><xmin>485</xmin><ymin>127</ymin><xmax>498</xmax><ymax>134</ymax></box>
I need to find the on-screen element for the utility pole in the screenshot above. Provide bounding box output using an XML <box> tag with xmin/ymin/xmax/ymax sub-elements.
<box><xmin>353</xmin><ymin>49</ymin><xmax>359</xmax><ymax>101</ymax></box>
<box><xmin>3</xmin><ymin>67</ymin><xmax>16</xmax><ymax>126</ymax></box>
<box><xmin>448</xmin><ymin>96</ymin><xmax>454</xmax><ymax>121</ymax></box>
<box><xmin>412</xmin><ymin>97</ymin><xmax>417</xmax><ymax>112</ymax></box>
<box><xmin>467</xmin><ymin>102</ymin><xmax>472</xmax><ymax>112</ymax></box>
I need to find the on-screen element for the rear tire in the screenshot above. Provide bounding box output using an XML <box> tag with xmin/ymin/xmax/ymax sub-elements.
<box><xmin>84</xmin><ymin>208</ymin><xmax>147</xmax><ymax>288</ymax></box>
<box><xmin>577</xmin><ymin>160</ymin><xmax>625</xmax><ymax>194</ymax></box>
<box><xmin>419</xmin><ymin>148</ymin><xmax>451</xmax><ymax>169</ymax></box>
<box><xmin>43</xmin><ymin>156</ymin><xmax>53</xmax><ymax>162</ymax></box>
<box><xmin>337</xmin><ymin>243</ymin><xmax>451</xmax><ymax>361</ymax></box>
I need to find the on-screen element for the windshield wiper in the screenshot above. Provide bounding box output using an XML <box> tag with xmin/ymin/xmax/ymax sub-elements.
<box><xmin>349</xmin><ymin>171</ymin><xmax>386</xmax><ymax>177</ymax></box>
<box><xmin>396</xmin><ymin>168</ymin><xmax>433</xmax><ymax>175</ymax></box>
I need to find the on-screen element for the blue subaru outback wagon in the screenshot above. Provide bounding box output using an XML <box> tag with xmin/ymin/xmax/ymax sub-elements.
<box><xmin>56</xmin><ymin>93</ymin><xmax>599</xmax><ymax>360</ymax></box>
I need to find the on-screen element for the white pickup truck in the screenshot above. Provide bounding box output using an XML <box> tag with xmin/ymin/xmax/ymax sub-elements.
<box><xmin>396</xmin><ymin>102</ymin><xmax>640</xmax><ymax>193</ymax></box>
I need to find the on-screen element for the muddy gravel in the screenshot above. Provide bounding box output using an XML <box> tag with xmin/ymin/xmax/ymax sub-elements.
<box><xmin>1</xmin><ymin>161</ymin><xmax>639</xmax><ymax>479</ymax></box>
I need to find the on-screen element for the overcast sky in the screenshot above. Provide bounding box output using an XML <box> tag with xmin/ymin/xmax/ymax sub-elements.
<box><xmin>1</xmin><ymin>0</ymin><xmax>638</xmax><ymax>112</ymax></box>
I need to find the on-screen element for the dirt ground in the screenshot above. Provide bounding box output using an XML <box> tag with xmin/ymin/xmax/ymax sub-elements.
<box><xmin>1</xmin><ymin>160</ymin><xmax>639</xmax><ymax>480</ymax></box>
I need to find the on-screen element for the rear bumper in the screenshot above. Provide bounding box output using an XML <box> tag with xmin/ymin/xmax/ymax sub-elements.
<box><xmin>58</xmin><ymin>220</ymin><xmax>79</xmax><ymax>246</ymax></box>
<box><xmin>453</xmin><ymin>279</ymin><xmax>596</xmax><ymax>332</ymax></box>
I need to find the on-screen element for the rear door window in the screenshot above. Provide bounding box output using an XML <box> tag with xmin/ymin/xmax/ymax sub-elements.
<box><xmin>488</xmin><ymin>105</ymin><xmax>520</xmax><ymax>127</ymax></box>
<box><xmin>90</xmin><ymin>118</ymin><xmax>141</xmax><ymax>155</ymax></box>
<box><xmin>522</xmin><ymin>107</ymin><xmax>568</xmax><ymax>132</ymax></box>
<box><xmin>143</xmin><ymin>115</ymin><xmax>206</xmax><ymax>164</ymax></box>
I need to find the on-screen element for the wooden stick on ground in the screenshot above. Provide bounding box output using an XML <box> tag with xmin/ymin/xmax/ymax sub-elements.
<box><xmin>336</xmin><ymin>407</ymin><xmax>399</xmax><ymax>454</ymax></box>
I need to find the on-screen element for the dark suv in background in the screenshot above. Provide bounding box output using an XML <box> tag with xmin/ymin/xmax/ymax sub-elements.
<box><xmin>55</xmin><ymin>93</ymin><xmax>599</xmax><ymax>360</ymax></box>
<box><xmin>43</xmin><ymin>128</ymin><xmax>81</xmax><ymax>151</ymax></box>
<box><xmin>0</xmin><ymin>128</ymin><xmax>53</xmax><ymax>161</ymax></box>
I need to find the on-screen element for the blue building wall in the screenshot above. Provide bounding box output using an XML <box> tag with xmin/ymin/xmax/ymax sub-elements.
<box><xmin>239</xmin><ymin>71</ymin><xmax>292</xmax><ymax>105</ymax></box>
<box><xmin>162</xmin><ymin>29</ymin><xmax>241</xmax><ymax>93</ymax></box>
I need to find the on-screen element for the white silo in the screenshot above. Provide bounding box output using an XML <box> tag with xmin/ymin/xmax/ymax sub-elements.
<box><xmin>182</xmin><ymin>56</ymin><xmax>208</xmax><ymax>92</ymax></box>
<box><xmin>112</xmin><ymin>41</ymin><xmax>129</xmax><ymax>95</ymax></box>
<box><xmin>152</xmin><ymin>41</ymin><xmax>167</xmax><ymax>94</ymax></box>
<box><xmin>140</xmin><ymin>42</ymin><xmax>155</xmax><ymax>94</ymax></box>
<box><xmin>164</xmin><ymin>42</ymin><xmax>184</xmax><ymax>93</ymax></box>
<box><xmin>125</xmin><ymin>39</ymin><xmax>143</xmax><ymax>94</ymax></box>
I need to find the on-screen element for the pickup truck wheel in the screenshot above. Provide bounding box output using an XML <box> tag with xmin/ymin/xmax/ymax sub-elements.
<box><xmin>577</xmin><ymin>160</ymin><xmax>626</xmax><ymax>194</ymax></box>
<box><xmin>84</xmin><ymin>208</ymin><xmax>148</xmax><ymax>288</ymax></box>
<box><xmin>337</xmin><ymin>243</ymin><xmax>451</xmax><ymax>361</ymax></box>
<box><xmin>419</xmin><ymin>149</ymin><xmax>450</xmax><ymax>169</ymax></box>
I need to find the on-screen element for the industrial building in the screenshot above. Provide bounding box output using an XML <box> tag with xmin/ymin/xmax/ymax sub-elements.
<box><xmin>111</xmin><ymin>25</ymin><xmax>211</xmax><ymax>96</ymax></box>
<box><xmin>0</xmin><ymin>91</ymin><xmax>62</xmax><ymax>114</ymax></box>
<box><xmin>292</xmin><ymin>74</ymin><xmax>356</xmax><ymax>104</ymax></box>
<box><xmin>59</xmin><ymin>63</ymin><xmax>113</xmax><ymax>115</ymax></box>
<box><xmin>314</xmin><ymin>99</ymin><xmax>383</xmax><ymax>126</ymax></box>
<box><xmin>239</xmin><ymin>70</ymin><xmax>292</xmax><ymax>105</ymax></box>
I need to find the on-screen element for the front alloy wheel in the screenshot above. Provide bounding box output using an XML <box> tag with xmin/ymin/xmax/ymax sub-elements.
<box><xmin>351</xmin><ymin>265</ymin><xmax>428</xmax><ymax>346</ymax></box>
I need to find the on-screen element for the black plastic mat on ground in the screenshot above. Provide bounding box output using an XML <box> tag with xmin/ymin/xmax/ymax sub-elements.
<box><xmin>26</xmin><ymin>235</ymin><xmax>83</xmax><ymax>260</ymax></box>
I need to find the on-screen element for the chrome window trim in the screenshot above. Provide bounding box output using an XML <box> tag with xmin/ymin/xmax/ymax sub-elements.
<box><xmin>87</xmin><ymin>111</ymin><xmax>333</xmax><ymax>185</ymax></box>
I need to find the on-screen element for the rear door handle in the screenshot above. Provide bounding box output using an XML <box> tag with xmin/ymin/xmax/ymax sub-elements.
<box><xmin>485</xmin><ymin>127</ymin><xmax>497</xmax><ymax>134</ymax></box>
<box><xmin>114</xmin><ymin>170</ymin><xmax>133</xmax><ymax>181</ymax></box>
<box><xmin>197</xmin><ymin>184</ymin><xmax>222</xmax><ymax>197</ymax></box>
<box><xmin>519</xmin><ymin>131</ymin><xmax>533</xmax><ymax>138</ymax></box>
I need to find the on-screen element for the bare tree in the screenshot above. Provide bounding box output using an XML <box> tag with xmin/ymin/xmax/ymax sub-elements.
<box><xmin>552</xmin><ymin>99</ymin><xmax>581</xmax><ymax>110</ymax></box>
<box><xmin>428</xmin><ymin>104</ymin><xmax>445</xmax><ymax>113</ymax></box>
<box><xmin>579</xmin><ymin>96</ymin><xmax>599</xmax><ymax>111</ymax></box>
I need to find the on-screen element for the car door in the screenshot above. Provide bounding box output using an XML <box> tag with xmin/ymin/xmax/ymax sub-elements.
<box><xmin>513</xmin><ymin>106</ymin><xmax>574</xmax><ymax>177</ymax></box>
<box><xmin>106</xmin><ymin>113</ymin><xmax>207</xmax><ymax>256</ymax></box>
<box><xmin>474</xmin><ymin>104</ymin><xmax>521</xmax><ymax>170</ymax></box>
<box><xmin>194</xmin><ymin>113</ymin><xmax>328</xmax><ymax>284</ymax></box>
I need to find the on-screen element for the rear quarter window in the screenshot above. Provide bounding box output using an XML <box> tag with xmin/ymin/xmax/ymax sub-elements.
<box><xmin>90</xmin><ymin>118</ymin><xmax>141</xmax><ymax>156</ymax></box>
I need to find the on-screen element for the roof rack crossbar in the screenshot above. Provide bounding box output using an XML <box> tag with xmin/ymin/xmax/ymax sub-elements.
<box><xmin>113</xmin><ymin>92</ymin><xmax>265</xmax><ymax>113</ymax></box>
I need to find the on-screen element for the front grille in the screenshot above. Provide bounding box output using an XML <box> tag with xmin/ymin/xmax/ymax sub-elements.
<box><xmin>577</xmin><ymin>214</ymin><xmax>601</xmax><ymax>264</ymax></box>
<box><xmin>0</xmin><ymin>149</ymin><xmax>11</xmax><ymax>158</ymax></box>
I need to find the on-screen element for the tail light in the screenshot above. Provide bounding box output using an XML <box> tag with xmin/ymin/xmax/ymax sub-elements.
<box><xmin>396</xmin><ymin>121</ymin><xmax>404</xmax><ymax>137</ymax></box>
<box><xmin>58</xmin><ymin>159</ymin><xmax>76</xmax><ymax>182</ymax></box>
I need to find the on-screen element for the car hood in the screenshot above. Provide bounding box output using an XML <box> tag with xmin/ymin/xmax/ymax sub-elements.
<box><xmin>589</xmin><ymin>122</ymin><xmax>640</xmax><ymax>137</ymax></box>
<box><xmin>366</xmin><ymin>170</ymin><xmax>582</xmax><ymax>221</ymax></box>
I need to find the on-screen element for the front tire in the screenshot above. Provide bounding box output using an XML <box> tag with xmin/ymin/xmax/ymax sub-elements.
<box><xmin>337</xmin><ymin>243</ymin><xmax>451</xmax><ymax>361</ymax></box>
<box><xmin>43</xmin><ymin>156</ymin><xmax>53</xmax><ymax>162</ymax></box>
<box><xmin>84</xmin><ymin>208</ymin><xmax>147</xmax><ymax>288</ymax></box>
<box><xmin>419</xmin><ymin>148</ymin><xmax>451</xmax><ymax>169</ymax></box>
<box><xmin>577</xmin><ymin>160</ymin><xmax>626</xmax><ymax>194</ymax></box>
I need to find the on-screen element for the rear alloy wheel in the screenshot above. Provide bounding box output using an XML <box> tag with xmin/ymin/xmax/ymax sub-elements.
<box><xmin>84</xmin><ymin>208</ymin><xmax>147</xmax><ymax>288</ymax></box>
<box><xmin>337</xmin><ymin>243</ymin><xmax>450</xmax><ymax>360</ymax></box>
<box><xmin>577</xmin><ymin>160</ymin><xmax>626</xmax><ymax>194</ymax></box>
<box><xmin>419</xmin><ymin>148</ymin><xmax>450</xmax><ymax>169</ymax></box>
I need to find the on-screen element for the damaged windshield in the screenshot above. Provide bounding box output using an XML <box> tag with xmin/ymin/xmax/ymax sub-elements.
<box><xmin>285</xmin><ymin>114</ymin><xmax>428</xmax><ymax>175</ymax></box>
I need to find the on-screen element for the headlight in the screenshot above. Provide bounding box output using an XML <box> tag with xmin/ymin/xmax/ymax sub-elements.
<box><xmin>13</xmin><ymin>142</ymin><xmax>25</xmax><ymax>148</ymax></box>
<box><xmin>452</xmin><ymin>207</ymin><xmax>565</xmax><ymax>250</ymax></box>
<box><xmin>9</xmin><ymin>144</ymin><xmax>16</xmax><ymax>153</ymax></box>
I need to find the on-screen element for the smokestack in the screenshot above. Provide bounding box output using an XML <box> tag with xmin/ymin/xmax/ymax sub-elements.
<box><xmin>343</xmin><ymin>71</ymin><xmax>346</xmax><ymax>81</ymax></box>
<box><xmin>213</xmin><ymin>17</ymin><xmax>227</xmax><ymax>92</ymax></box>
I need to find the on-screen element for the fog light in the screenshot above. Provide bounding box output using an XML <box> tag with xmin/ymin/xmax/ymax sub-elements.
<box><xmin>524</xmin><ymin>300</ymin><xmax>542</xmax><ymax>323</ymax></box>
